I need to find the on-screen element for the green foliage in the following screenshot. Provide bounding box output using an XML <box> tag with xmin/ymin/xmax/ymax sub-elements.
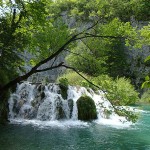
<box><xmin>66</xmin><ymin>40</ymin><xmax>108</xmax><ymax>76</ymax></box>
<box><xmin>92</xmin><ymin>75</ymin><xmax>139</xmax><ymax>105</ymax></box>
<box><xmin>57</xmin><ymin>71</ymin><xmax>91</xmax><ymax>87</ymax></box>
<box><xmin>58</xmin><ymin>72</ymin><xmax>139</xmax><ymax>106</ymax></box>
<box><xmin>57</xmin><ymin>0</ymin><xmax>149</xmax><ymax>22</ymax></box>
<box><xmin>142</xmin><ymin>76</ymin><xmax>150</xmax><ymax>89</ymax></box>
<box><xmin>140</xmin><ymin>90</ymin><xmax>150</xmax><ymax>103</ymax></box>
<box><xmin>144</xmin><ymin>55</ymin><xmax>150</xmax><ymax>63</ymax></box>
<box><xmin>58</xmin><ymin>78</ymin><xmax>69</xmax><ymax>87</ymax></box>
<box><xmin>115</xmin><ymin>107</ymin><xmax>138</xmax><ymax>123</ymax></box>
<box><xmin>66</xmin><ymin>19</ymin><xmax>136</xmax><ymax>78</ymax></box>
<box><xmin>139</xmin><ymin>24</ymin><xmax>150</xmax><ymax>46</ymax></box>
<box><xmin>141</xmin><ymin>56</ymin><xmax>150</xmax><ymax>88</ymax></box>
<box><xmin>77</xmin><ymin>95</ymin><xmax>97</xmax><ymax>121</ymax></box>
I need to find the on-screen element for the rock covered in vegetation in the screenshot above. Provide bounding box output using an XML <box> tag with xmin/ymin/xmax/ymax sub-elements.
<box><xmin>77</xmin><ymin>95</ymin><xmax>97</xmax><ymax>121</ymax></box>
<box><xmin>59</xmin><ymin>78</ymin><xmax>68</xmax><ymax>100</ymax></box>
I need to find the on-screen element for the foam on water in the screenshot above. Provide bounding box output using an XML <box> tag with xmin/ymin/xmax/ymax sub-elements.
<box><xmin>9</xmin><ymin>119</ymin><xmax>89</xmax><ymax>128</ymax></box>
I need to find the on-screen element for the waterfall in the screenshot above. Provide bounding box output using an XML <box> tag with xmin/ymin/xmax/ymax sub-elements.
<box><xmin>8</xmin><ymin>82</ymin><xmax>132</xmax><ymax>127</ymax></box>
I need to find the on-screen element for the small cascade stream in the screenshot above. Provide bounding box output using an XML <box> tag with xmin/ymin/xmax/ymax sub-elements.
<box><xmin>8</xmin><ymin>82</ymin><xmax>131</xmax><ymax>127</ymax></box>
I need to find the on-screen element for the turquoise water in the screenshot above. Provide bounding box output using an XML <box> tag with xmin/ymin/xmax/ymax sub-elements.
<box><xmin>0</xmin><ymin>105</ymin><xmax>150</xmax><ymax>150</ymax></box>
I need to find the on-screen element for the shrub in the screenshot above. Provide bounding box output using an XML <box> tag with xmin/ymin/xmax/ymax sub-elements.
<box><xmin>57</xmin><ymin>73</ymin><xmax>139</xmax><ymax>106</ymax></box>
<box><xmin>92</xmin><ymin>75</ymin><xmax>139</xmax><ymax>106</ymax></box>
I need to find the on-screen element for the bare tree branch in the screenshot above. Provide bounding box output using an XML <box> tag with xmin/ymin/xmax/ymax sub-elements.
<box><xmin>50</xmin><ymin>56</ymin><xmax>58</xmax><ymax>67</ymax></box>
<box><xmin>61</xmin><ymin>64</ymin><xmax>101</xmax><ymax>89</ymax></box>
<box><xmin>73</xmin><ymin>34</ymin><xmax>124</xmax><ymax>41</ymax></box>
<box><xmin>36</xmin><ymin>62</ymin><xmax>64</xmax><ymax>73</ymax></box>
<box><xmin>11</xmin><ymin>8</ymin><xmax>16</xmax><ymax>28</ymax></box>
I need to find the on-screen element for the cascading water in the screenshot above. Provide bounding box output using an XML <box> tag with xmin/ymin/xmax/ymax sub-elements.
<box><xmin>8</xmin><ymin>82</ymin><xmax>132</xmax><ymax>127</ymax></box>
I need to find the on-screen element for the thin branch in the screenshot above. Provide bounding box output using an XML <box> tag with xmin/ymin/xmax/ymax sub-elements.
<box><xmin>61</xmin><ymin>64</ymin><xmax>100</xmax><ymax>89</ymax></box>
<box><xmin>36</xmin><ymin>62</ymin><xmax>64</xmax><ymax>73</ymax></box>
<box><xmin>11</xmin><ymin>8</ymin><xmax>16</xmax><ymax>28</ymax></box>
<box><xmin>50</xmin><ymin>56</ymin><xmax>58</xmax><ymax>67</ymax></box>
<box><xmin>68</xmin><ymin>21</ymin><xmax>99</xmax><ymax>38</ymax></box>
<box><xmin>82</xmin><ymin>21</ymin><xmax>99</xmax><ymax>33</ymax></box>
<box><xmin>73</xmin><ymin>34</ymin><xmax>124</xmax><ymax>41</ymax></box>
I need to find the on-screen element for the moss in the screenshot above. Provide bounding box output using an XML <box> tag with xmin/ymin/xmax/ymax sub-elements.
<box><xmin>77</xmin><ymin>95</ymin><xmax>97</xmax><ymax>121</ymax></box>
<box><xmin>59</xmin><ymin>84</ymin><xmax>68</xmax><ymax>100</ymax></box>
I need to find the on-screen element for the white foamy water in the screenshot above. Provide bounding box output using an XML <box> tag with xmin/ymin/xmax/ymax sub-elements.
<box><xmin>9</xmin><ymin>119</ymin><xmax>89</xmax><ymax>128</ymax></box>
<box><xmin>8</xmin><ymin>82</ymin><xmax>136</xmax><ymax>128</ymax></box>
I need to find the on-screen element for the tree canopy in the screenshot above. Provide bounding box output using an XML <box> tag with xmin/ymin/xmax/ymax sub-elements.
<box><xmin>0</xmin><ymin>0</ymin><xmax>149</xmax><ymax>92</ymax></box>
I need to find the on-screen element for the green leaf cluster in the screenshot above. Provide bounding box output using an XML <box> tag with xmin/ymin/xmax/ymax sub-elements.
<box><xmin>92</xmin><ymin>75</ymin><xmax>139</xmax><ymax>105</ymax></box>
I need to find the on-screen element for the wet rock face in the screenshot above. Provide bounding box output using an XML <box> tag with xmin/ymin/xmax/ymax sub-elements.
<box><xmin>54</xmin><ymin>96</ymin><xmax>66</xmax><ymax>120</ymax></box>
<box><xmin>37</xmin><ymin>95</ymin><xmax>66</xmax><ymax>121</ymax></box>
<box><xmin>77</xmin><ymin>96</ymin><xmax>97</xmax><ymax>121</ymax></box>
<box><xmin>68</xmin><ymin>99</ymin><xmax>73</xmax><ymax>118</ymax></box>
<box><xmin>13</xmin><ymin>99</ymin><xmax>25</xmax><ymax>114</ymax></box>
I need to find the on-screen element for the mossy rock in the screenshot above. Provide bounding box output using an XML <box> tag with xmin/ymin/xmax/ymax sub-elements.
<box><xmin>59</xmin><ymin>84</ymin><xmax>68</xmax><ymax>100</ymax></box>
<box><xmin>57</xmin><ymin>106</ymin><xmax>65</xmax><ymax>120</ymax></box>
<box><xmin>77</xmin><ymin>95</ymin><xmax>97</xmax><ymax>121</ymax></box>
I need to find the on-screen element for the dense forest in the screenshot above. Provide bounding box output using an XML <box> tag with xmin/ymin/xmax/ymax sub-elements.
<box><xmin>0</xmin><ymin>0</ymin><xmax>150</xmax><ymax>123</ymax></box>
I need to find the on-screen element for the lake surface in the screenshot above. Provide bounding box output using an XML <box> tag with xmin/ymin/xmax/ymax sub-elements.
<box><xmin>0</xmin><ymin>105</ymin><xmax>150</xmax><ymax>150</ymax></box>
